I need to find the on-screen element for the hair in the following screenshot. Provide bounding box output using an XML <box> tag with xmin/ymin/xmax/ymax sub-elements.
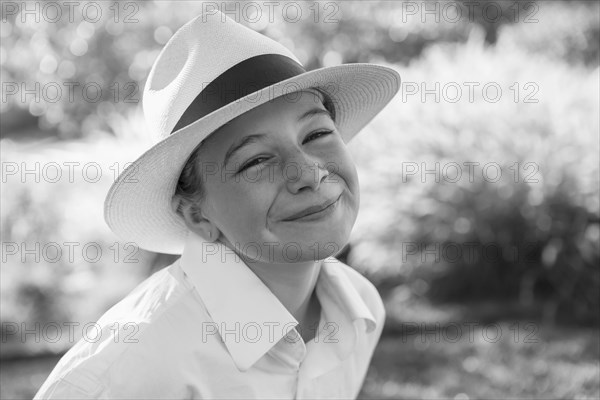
<box><xmin>173</xmin><ymin>88</ymin><xmax>337</xmax><ymax>218</ymax></box>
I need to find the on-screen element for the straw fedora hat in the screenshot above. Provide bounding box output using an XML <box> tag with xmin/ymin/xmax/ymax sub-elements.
<box><xmin>104</xmin><ymin>10</ymin><xmax>400</xmax><ymax>255</ymax></box>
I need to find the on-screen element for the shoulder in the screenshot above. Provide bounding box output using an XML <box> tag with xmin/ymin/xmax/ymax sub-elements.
<box><xmin>35</xmin><ymin>260</ymin><xmax>201</xmax><ymax>398</ymax></box>
<box><xmin>90</xmin><ymin>260</ymin><xmax>195</xmax><ymax>346</ymax></box>
<box><xmin>98</xmin><ymin>260</ymin><xmax>190</xmax><ymax>323</ymax></box>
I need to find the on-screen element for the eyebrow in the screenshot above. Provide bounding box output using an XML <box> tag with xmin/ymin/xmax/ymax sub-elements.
<box><xmin>297</xmin><ymin>107</ymin><xmax>334</xmax><ymax>123</ymax></box>
<box><xmin>223</xmin><ymin>134</ymin><xmax>266</xmax><ymax>167</ymax></box>
<box><xmin>223</xmin><ymin>107</ymin><xmax>334</xmax><ymax>167</ymax></box>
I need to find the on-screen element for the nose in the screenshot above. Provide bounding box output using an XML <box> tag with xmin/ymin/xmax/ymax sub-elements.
<box><xmin>284</xmin><ymin>153</ymin><xmax>329</xmax><ymax>194</ymax></box>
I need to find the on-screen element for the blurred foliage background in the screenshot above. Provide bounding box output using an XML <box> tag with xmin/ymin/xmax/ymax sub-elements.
<box><xmin>1</xmin><ymin>1</ymin><xmax>599</xmax><ymax>399</ymax></box>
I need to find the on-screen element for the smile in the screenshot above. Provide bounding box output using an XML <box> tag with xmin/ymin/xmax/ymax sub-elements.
<box><xmin>282</xmin><ymin>194</ymin><xmax>342</xmax><ymax>222</ymax></box>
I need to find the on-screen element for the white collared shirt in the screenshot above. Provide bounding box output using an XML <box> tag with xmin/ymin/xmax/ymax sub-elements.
<box><xmin>35</xmin><ymin>233</ymin><xmax>386</xmax><ymax>399</ymax></box>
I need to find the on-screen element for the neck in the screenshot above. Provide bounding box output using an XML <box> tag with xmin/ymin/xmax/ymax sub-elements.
<box><xmin>241</xmin><ymin>256</ymin><xmax>322</xmax><ymax>324</ymax></box>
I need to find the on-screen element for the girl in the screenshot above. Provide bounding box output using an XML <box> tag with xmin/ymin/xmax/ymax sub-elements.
<box><xmin>36</xmin><ymin>9</ymin><xmax>400</xmax><ymax>399</ymax></box>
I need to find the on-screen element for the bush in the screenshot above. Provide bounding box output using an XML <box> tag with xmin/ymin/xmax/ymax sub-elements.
<box><xmin>348</xmin><ymin>23</ymin><xmax>599</xmax><ymax>325</ymax></box>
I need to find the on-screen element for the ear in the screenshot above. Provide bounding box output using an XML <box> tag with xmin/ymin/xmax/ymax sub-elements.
<box><xmin>178</xmin><ymin>200</ymin><xmax>220</xmax><ymax>242</ymax></box>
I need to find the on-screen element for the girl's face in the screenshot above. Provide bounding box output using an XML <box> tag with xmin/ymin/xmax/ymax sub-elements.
<box><xmin>192</xmin><ymin>90</ymin><xmax>360</xmax><ymax>263</ymax></box>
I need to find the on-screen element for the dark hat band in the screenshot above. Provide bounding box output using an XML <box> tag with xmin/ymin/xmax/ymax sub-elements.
<box><xmin>171</xmin><ymin>54</ymin><xmax>307</xmax><ymax>133</ymax></box>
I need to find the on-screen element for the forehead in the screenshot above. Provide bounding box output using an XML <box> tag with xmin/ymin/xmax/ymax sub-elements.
<box><xmin>201</xmin><ymin>89</ymin><xmax>331</xmax><ymax>148</ymax></box>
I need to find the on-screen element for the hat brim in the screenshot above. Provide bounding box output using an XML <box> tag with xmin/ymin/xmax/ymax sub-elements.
<box><xmin>104</xmin><ymin>63</ymin><xmax>400</xmax><ymax>254</ymax></box>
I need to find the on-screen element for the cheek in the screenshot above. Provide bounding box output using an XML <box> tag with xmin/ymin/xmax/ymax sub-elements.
<box><xmin>330</xmin><ymin>145</ymin><xmax>359</xmax><ymax>192</ymax></box>
<box><xmin>334</xmin><ymin>148</ymin><xmax>360</xmax><ymax>218</ymax></box>
<box><xmin>205</xmin><ymin>180</ymin><xmax>274</xmax><ymax>235</ymax></box>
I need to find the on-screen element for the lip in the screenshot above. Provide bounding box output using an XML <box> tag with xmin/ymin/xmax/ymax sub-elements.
<box><xmin>281</xmin><ymin>194</ymin><xmax>342</xmax><ymax>222</ymax></box>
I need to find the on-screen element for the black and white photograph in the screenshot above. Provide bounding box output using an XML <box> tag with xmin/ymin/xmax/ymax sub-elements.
<box><xmin>1</xmin><ymin>1</ymin><xmax>599</xmax><ymax>399</ymax></box>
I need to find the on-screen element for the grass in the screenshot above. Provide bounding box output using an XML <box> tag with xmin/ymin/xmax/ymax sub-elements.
<box><xmin>359</xmin><ymin>323</ymin><xmax>599</xmax><ymax>399</ymax></box>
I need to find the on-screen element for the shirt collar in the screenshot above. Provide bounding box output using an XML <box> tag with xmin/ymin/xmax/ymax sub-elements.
<box><xmin>302</xmin><ymin>258</ymin><xmax>377</xmax><ymax>378</ymax></box>
<box><xmin>179</xmin><ymin>231</ymin><xmax>377</xmax><ymax>371</ymax></box>
<box><xmin>319</xmin><ymin>259</ymin><xmax>377</xmax><ymax>334</ymax></box>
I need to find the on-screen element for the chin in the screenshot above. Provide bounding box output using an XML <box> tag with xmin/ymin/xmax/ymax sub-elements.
<box><xmin>287</xmin><ymin>225</ymin><xmax>353</xmax><ymax>261</ymax></box>
<box><xmin>264</xmin><ymin>205</ymin><xmax>358</xmax><ymax>262</ymax></box>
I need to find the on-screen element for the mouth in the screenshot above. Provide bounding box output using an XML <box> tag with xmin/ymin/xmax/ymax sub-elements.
<box><xmin>281</xmin><ymin>194</ymin><xmax>342</xmax><ymax>222</ymax></box>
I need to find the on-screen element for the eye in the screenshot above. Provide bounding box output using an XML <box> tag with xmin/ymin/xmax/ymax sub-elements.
<box><xmin>303</xmin><ymin>130</ymin><xmax>333</xmax><ymax>144</ymax></box>
<box><xmin>238</xmin><ymin>156</ymin><xmax>270</xmax><ymax>173</ymax></box>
